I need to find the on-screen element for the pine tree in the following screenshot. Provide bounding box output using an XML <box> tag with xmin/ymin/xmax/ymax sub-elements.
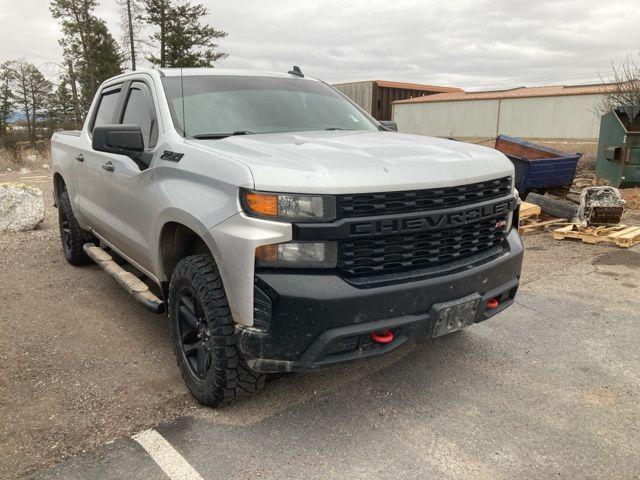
<box><xmin>145</xmin><ymin>0</ymin><xmax>172</xmax><ymax>68</ymax></box>
<box><xmin>51</xmin><ymin>0</ymin><xmax>123</xmax><ymax>110</ymax></box>
<box><xmin>0</xmin><ymin>61</ymin><xmax>16</xmax><ymax>133</ymax></box>
<box><xmin>67</xmin><ymin>18</ymin><xmax>123</xmax><ymax>110</ymax></box>
<box><xmin>145</xmin><ymin>0</ymin><xmax>228</xmax><ymax>68</ymax></box>
<box><xmin>48</xmin><ymin>77</ymin><xmax>77</xmax><ymax>130</ymax></box>
<box><xmin>65</xmin><ymin>57</ymin><xmax>83</xmax><ymax>128</ymax></box>
<box><xmin>50</xmin><ymin>0</ymin><xmax>100</xmax><ymax>96</ymax></box>
<box><xmin>92</xmin><ymin>21</ymin><xmax>124</xmax><ymax>86</ymax></box>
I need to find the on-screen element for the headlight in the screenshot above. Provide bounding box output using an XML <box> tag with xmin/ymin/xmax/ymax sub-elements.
<box><xmin>241</xmin><ymin>189</ymin><xmax>336</xmax><ymax>222</ymax></box>
<box><xmin>256</xmin><ymin>242</ymin><xmax>337</xmax><ymax>268</ymax></box>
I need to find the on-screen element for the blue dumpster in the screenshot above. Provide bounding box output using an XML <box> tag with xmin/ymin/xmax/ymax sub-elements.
<box><xmin>495</xmin><ymin>135</ymin><xmax>581</xmax><ymax>199</ymax></box>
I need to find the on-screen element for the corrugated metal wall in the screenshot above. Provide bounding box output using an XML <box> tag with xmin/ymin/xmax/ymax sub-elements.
<box><xmin>334</xmin><ymin>82</ymin><xmax>374</xmax><ymax>115</ymax></box>
<box><xmin>392</xmin><ymin>93</ymin><xmax>606</xmax><ymax>139</ymax></box>
<box><xmin>498</xmin><ymin>94</ymin><xmax>604</xmax><ymax>139</ymax></box>
<box><xmin>393</xmin><ymin>99</ymin><xmax>499</xmax><ymax>137</ymax></box>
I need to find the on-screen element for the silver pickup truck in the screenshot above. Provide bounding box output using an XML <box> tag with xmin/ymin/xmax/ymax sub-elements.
<box><xmin>51</xmin><ymin>67</ymin><xmax>523</xmax><ymax>406</ymax></box>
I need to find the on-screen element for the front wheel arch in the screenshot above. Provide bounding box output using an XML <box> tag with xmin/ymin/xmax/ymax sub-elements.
<box><xmin>157</xmin><ymin>221</ymin><xmax>218</xmax><ymax>294</ymax></box>
<box><xmin>53</xmin><ymin>172</ymin><xmax>67</xmax><ymax>206</ymax></box>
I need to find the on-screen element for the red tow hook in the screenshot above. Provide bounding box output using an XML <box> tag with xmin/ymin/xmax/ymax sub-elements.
<box><xmin>485</xmin><ymin>298</ymin><xmax>500</xmax><ymax>309</ymax></box>
<box><xmin>370</xmin><ymin>329</ymin><xmax>394</xmax><ymax>344</ymax></box>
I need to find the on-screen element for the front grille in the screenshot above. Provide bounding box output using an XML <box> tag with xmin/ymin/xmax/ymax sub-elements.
<box><xmin>338</xmin><ymin>216</ymin><xmax>507</xmax><ymax>276</ymax></box>
<box><xmin>336</xmin><ymin>177</ymin><xmax>512</xmax><ymax>218</ymax></box>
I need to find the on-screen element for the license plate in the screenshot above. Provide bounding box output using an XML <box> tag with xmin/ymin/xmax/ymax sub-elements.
<box><xmin>431</xmin><ymin>295</ymin><xmax>481</xmax><ymax>338</ymax></box>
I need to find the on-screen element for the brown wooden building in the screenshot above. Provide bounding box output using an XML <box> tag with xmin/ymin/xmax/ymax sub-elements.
<box><xmin>333</xmin><ymin>80</ymin><xmax>462</xmax><ymax>121</ymax></box>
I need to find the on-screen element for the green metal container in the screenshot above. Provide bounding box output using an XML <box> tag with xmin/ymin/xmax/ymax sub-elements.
<box><xmin>596</xmin><ymin>106</ymin><xmax>640</xmax><ymax>187</ymax></box>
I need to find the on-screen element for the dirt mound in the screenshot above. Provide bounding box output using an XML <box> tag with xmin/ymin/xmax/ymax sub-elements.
<box><xmin>622</xmin><ymin>187</ymin><xmax>640</xmax><ymax>211</ymax></box>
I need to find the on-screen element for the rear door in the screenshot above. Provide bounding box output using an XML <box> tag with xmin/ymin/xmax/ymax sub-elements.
<box><xmin>76</xmin><ymin>84</ymin><xmax>123</xmax><ymax>233</ymax></box>
<box><xmin>99</xmin><ymin>80</ymin><xmax>160</xmax><ymax>272</ymax></box>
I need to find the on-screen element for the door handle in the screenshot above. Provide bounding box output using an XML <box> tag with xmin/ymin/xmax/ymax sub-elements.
<box><xmin>101</xmin><ymin>161</ymin><xmax>115</xmax><ymax>172</ymax></box>
<box><xmin>75</xmin><ymin>153</ymin><xmax>84</xmax><ymax>162</ymax></box>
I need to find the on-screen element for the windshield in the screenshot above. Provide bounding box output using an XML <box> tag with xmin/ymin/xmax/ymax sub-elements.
<box><xmin>161</xmin><ymin>75</ymin><xmax>379</xmax><ymax>137</ymax></box>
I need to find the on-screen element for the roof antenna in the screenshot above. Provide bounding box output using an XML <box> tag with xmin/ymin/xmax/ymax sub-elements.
<box><xmin>180</xmin><ymin>67</ymin><xmax>186</xmax><ymax>137</ymax></box>
<box><xmin>288</xmin><ymin>65</ymin><xmax>304</xmax><ymax>78</ymax></box>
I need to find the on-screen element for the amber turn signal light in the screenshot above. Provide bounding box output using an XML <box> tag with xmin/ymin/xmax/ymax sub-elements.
<box><xmin>243</xmin><ymin>191</ymin><xmax>277</xmax><ymax>217</ymax></box>
<box><xmin>255</xmin><ymin>244</ymin><xmax>278</xmax><ymax>263</ymax></box>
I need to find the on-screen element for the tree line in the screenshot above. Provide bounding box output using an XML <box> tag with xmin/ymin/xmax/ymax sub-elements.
<box><xmin>0</xmin><ymin>0</ymin><xmax>227</xmax><ymax>149</ymax></box>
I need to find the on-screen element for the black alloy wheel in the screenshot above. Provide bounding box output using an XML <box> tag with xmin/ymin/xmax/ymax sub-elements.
<box><xmin>176</xmin><ymin>287</ymin><xmax>212</xmax><ymax>379</ymax></box>
<box><xmin>57</xmin><ymin>190</ymin><xmax>91</xmax><ymax>265</ymax></box>
<box><xmin>60</xmin><ymin>209</ymin><xmax>73</xmax><ymax>254</ymax></box>
<box><xmin>168</xmin><ymin>254</ymin><xmax>266</xmax><ymax>406</ymax></box>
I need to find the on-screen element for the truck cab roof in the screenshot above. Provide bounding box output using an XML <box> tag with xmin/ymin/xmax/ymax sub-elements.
<box><xmin>158</xmin><ymin>67</ymin><xmax>316</xmax><ymax>80</ymax></box>
<box><xmin>103</xmin><ymin>67</ymin><xmax>317</xmax><ymax>83</ymax></box>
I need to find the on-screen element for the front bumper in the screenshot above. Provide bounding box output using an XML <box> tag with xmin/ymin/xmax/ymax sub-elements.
<box><xmin>238</xmin><ymin>228</ymin><xmax>524</xmax><ymax>373</ymax></box>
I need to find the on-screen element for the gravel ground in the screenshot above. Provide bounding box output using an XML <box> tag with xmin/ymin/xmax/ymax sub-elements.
<box><xmin>0</xmin><ymin>170</ymin><xmax>198</xmax><ymax>478</ymax></box>
<box><xmin>1</xmin><ymin>168</ymin><xmax>639</xmax><ymax>479</ymax></box>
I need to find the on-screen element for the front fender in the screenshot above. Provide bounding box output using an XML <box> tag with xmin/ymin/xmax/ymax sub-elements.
<box><xmin>154</xmin><ymin>210</ymin><xmax>291</xmax><ymax>327</ymax></box>
<box><xmin>209</xmin><ymin>213</ymin><xmax>291</xmax><ymax>327</ymax></box>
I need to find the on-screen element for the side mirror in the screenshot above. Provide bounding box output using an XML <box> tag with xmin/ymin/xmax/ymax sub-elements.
<box><xmin>379</xmin><ymin>121</ymin><xmax>398</xmax><ymax>132</ymax></box>
<box><xmin>93</xmin><ymin>124</ymin><xmax>147</xmax><ymax>167</ymax></box>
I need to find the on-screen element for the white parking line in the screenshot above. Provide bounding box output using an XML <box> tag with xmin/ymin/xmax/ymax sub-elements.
<box><xmin>132</xmin><ymin>429</ymin><xmax>205</xmax><ymax>480</ymax></box>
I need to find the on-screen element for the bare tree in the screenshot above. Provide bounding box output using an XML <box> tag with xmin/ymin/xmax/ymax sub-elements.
<box><xmin>118</xmin><ymin>0</ymin><xmax>146</xmax><ymax>70</ymax></box>
<box><xmin>598</xmin><ymin>53</ymin><xmax>640</xmax><ymax>114</ymax></box>
<box><xmin>13</xmin><ymin>60</ymin><xmax>52</xmax><ymax>148</ymax></box>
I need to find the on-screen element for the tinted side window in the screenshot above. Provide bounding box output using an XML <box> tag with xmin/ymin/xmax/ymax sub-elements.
<box><xmin>93</xmin><ymin>88</ymin><xmax>121</xmax><ymax>129</ymax></box>
<box><xmin>121</xmin><ymin>82</ymin><xmax>158</xmax><ymax>148</ymax></box>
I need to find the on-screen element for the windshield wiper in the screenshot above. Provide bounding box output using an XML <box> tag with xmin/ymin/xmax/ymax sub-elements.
<box><xmin>192</xmin><ymin>130</ymin><xmax>253</xmax><ymax>139</ymax></box>
<box><xmin>324</xmin><ymin>127</ymin><xmax>353</xmax><ymax>131</ymax></box>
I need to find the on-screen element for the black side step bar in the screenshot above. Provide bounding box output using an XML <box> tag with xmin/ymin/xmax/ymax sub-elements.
<box><xmin>83</xmin><ymin>243</ymin><xmax>165</xmax><ymax>314</ymax></box>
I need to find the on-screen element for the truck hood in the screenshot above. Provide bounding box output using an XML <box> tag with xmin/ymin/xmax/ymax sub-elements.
<box><xmin>192</xmin><ymin>131</ymin><xmax>514</xmax><ymax>194</ymax></box>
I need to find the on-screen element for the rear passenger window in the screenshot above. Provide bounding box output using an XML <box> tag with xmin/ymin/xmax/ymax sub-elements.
<box><xmin>121</xmin><ymin>82</ymin><xmax>158</xmax><ymax>148</ymax></box>
<box><xmin>92</xmin><ymin>88</ymin><xmax>121</xmax><ymax>129</ymax></box>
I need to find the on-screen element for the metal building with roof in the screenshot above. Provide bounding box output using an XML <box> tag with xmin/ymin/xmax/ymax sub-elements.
<box><xmin>392</xmin><ymin>83</ymin><xmax>625</xmax><ymax>140</ymax></box>
<box><xmin>333</xmin><ymin>80</ymin><xmax>462</xmax><ymax>121</ymax></box>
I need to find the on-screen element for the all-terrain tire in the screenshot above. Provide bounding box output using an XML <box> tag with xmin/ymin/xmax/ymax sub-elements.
<box><xmin>168</xmin><ymin>254</ymin><xmax>265</xmax><ymax>407</ymax></box>
<box><xmin>58</xmin><ymin>191</ymin><xmax>92</xmax><ymax>266</ymax></box>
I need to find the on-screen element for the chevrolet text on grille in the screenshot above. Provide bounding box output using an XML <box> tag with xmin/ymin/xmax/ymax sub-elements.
<box><xmin>349</xmin><ymin>198</ymin><xmax>517</xmax><ymax>236</ymax></box>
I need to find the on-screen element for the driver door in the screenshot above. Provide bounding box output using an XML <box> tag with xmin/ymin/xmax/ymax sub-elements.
<box><xmin>99</xmin><ymin>80</ymin><xmax>160</xmax><ymax>273</ymax></box>
<box><xmin>76</xmin><ymin>84</ymin><xmax>123</xmax><ymax>234</ymax></box>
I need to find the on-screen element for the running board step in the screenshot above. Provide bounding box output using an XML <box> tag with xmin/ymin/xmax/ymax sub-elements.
<box><xmin>83</xmin><ymin>243</ymin><xmax>165</xmax><ymax>314</ymax></box>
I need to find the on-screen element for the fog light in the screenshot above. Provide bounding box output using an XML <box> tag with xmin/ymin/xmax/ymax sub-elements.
<box><xmin>256</xmin><ymin>242</ymin><xmax>337</xmax><ymax>268</ymax></box>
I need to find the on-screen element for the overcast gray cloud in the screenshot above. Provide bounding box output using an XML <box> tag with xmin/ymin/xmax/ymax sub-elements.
<box><xmin>0</xmin><ymin>0</ymin><xmax>639</xmax><ymax>90</ymax></box>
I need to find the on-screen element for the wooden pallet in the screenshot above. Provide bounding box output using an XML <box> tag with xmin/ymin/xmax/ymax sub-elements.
<box><xmin>519</xmin><ymin>201</ymin><xmax>541</xmax><ymax>220</ymax></box>
<box><xmin>518</xmin><ymin>201</ymin><xmax>566</xmax><ymax>235</ymax></box>
<box><xmin>519</xmin><ymin>217</ymin><xmax>567</xmax><ymax>235</ymax></box>
<box><xmin>552</xmin><ymin>224</ymin><xmax>640</xmax><ymax>248</ymax></box>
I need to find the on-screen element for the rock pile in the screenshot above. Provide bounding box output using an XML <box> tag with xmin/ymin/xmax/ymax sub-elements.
<box><xmin>0</xmin><ymin>182</ymin><xmax>45</xmax><ymax>232</ymax></box>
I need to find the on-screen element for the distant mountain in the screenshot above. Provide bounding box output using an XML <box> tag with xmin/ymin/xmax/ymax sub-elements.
<box><xmin>8</xmin><ymin>111</ymin><xmax>26</xmax><ymax>124</ymax></box>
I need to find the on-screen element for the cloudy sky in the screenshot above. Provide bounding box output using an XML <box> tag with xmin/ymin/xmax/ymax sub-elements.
<box><xmin>0</xmin><ymin>0</ymin><xmax>639</xmax><ymax>91</ymax></box>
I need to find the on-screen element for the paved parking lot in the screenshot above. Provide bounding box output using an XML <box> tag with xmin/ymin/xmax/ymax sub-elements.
<box><xmin>2</xmin><ymin>170</ymin><xmax>640</xmax><ymax>479</ymax></box>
